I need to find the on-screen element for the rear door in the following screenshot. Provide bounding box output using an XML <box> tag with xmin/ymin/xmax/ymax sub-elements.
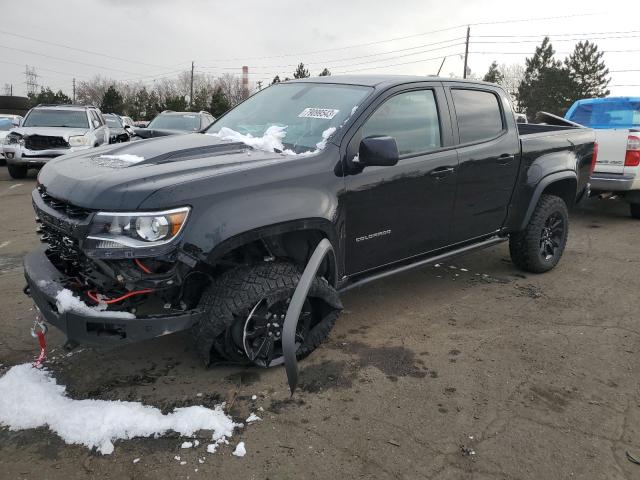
<box><xmin>445</xmin><ymin>84</ymin><xmax>520</xmax><ymax>243</ymax></box>
<box><xmin>343</xmin><ymin>83</ymin><xmax>458</xmax><ymax>275</ymax></box>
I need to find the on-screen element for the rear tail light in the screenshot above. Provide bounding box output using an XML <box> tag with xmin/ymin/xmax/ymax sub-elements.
<box><xmin>590</xmin><ymin>142</ymin><xmax>598</xmax><ymax>174</ymax></box>
<box><xmin>625</xmin><ymin>135</ymin><xmax>640</xmax><ymax>167</ymax></box>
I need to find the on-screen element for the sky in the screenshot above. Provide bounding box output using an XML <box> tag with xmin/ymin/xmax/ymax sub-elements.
<box><xmin>1</xmin><ymin>0</ymin><xmax>638</xmax><ymax>98</ymax></box>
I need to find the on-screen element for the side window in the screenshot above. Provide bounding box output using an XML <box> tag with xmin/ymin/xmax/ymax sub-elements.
<box><xmin>451</xmin><ymin>89</ymin><xmax>504</xmax><ymax>144</ymax></box>
<box><xmin>361</xmin><ymin>90</ymin><xmax>441</xmax><ymax>156</ymax></box>
<box><xmin>89</xmin><ymin>110</ymin><xmax>99</xmax><ymax>128</ymax></box>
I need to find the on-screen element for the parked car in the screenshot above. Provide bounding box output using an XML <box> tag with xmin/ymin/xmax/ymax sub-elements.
<box><xmin>134</xmin><ymin>120</ymin><xmax>149</xmax><ymax>128</ymax></box>
<box><xmin>565</xmin><ymin>97</ymin><xmax>640</xmax><ymax>218</ymax></box>
<box><xmin>2</xmin><ymin>104</ymin><xmax>108</xmax><ymax>179</ymax></box>
<box><xmin>120</xmin><ymin>115</ymin><xmax>136</xmax><ymax>128</ymax></box>
<box><xmin>133</xmin><ymin>111</ymin><xmax>215</xmax><ymax>139</ymax></box>
<box><xmin>515</xmin><ymin>113</ymin><xmax>528</xmax><ymax>124</ymax></box>
<box><xmin>103</xmin><ymin>113</ymin><xmax>132</xmax><ymax>144</ymax></box>
<box><xmin>24</xmin><ymin>76</ymin><xmax>594</xmax><ymax>375</ymax></box>
<box><xmin>0</xmin><ymin>114</ymin><xmax>23</xmax><ymax>163</ymax></box>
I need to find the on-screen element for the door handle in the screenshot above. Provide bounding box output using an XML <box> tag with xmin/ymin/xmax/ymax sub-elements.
<box><xmin>430</xmin><ymin>166</ymin><xmax>455</xmax><ymax>177</ymax></box>
<box><xmin>498</xmin><ymin>154</ymin><xmax>515</xmax><ymax>165</ymax></box>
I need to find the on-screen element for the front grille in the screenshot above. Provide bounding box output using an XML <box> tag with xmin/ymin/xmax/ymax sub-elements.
<box><xmin>25</xmin><ymin>135</ymin><xmax>69</xmax><ymax>151</ymax></box>
<box><xmin>40</xmin><ymin>223</ymin><xmax>82</xmax><ymax>264</ymax></box>
<box><xmin>38</xmin><ymin>186</ymin><xmax>92</xmax><ymax>219</ymax></box>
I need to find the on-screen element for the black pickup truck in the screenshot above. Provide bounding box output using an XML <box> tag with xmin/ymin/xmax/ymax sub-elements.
<box><xmin>24</xmin><ymin>76</ymin><xmax>596</xmax><ymax>371</ymax></box>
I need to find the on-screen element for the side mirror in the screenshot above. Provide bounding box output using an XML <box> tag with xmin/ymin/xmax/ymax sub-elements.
<box><xmin>92</xmin><ymin>119</ymin><xmax>100</xmax><ymax>129</ymax></box>
<box><xmin>357</xmin><ymin>136</ymin><xmax>399</xmax><ymax>167</ymax></box>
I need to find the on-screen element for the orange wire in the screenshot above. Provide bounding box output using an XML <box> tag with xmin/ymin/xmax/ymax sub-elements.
<box><xmin>87</xmin><ymin>288</ymin><xmax>153</xmax><ymax>305</ymax></box>
<box><xmin>134</xmin><ymin>258</ymin><xmax>152</xmax><ymax>274</ymax></box>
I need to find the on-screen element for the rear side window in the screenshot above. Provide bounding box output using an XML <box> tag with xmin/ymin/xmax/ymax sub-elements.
<box><xmin>452</xmin><ymin>89</ymin><xmax>504</xmax><ymax>144</ymax></box>
<box><xmin>362</xmin><ymin>90</ymin><xmax>441</xmax><ymax>156</ymax></box>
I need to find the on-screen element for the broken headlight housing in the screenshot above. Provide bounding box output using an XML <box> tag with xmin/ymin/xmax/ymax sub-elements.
<box><xmin>3</xmin><ymin>133</ymin><xmax>23</xmax><ymax>145</ymax></box>
<box><xmin>85</xmin><ymin>207</ymin><xmax>190</xmax><ymax>250</ymax></box>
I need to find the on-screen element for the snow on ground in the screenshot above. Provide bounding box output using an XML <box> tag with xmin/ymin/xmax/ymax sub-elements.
<box><xmin>232</xmin><ymin>442</ymin><xmax>246</xmax><ymax>457</ymax></box>
<box><xmin>55</xmin><ymin>289</ymin><xmax>135</xmax><ymax>319</ymax></box>
<box><xmin>0</xmin><ymin>364</ymin><xmax>240</xmax><ymax>455</ymax></box>
<box><xmin>245</xmin><ymin>413</ymin><xmax>261</xmax><ymax>423</ymax></box>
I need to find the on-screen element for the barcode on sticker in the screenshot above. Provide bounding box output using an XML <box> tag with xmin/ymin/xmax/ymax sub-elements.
<box><xmin>298</xmin><ymin>108</ymin><xmax>339</xmax><ymax>119</ymax></box>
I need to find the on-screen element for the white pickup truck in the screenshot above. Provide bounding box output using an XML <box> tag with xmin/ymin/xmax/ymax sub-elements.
<box><xmin>565</xmin><ymin>97</ymin><xmax>640</xmax><ymax>218</ymax></box>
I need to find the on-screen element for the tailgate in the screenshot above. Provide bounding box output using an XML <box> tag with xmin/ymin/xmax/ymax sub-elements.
<box><xmin>593</xmin><ymin>129</ymin><xmax>628</xmax><ymax>174</ymax></box>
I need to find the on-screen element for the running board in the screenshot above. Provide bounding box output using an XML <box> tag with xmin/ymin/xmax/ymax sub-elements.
<box><xmin>340</xmin><ymin>236</ymin><xmax>507</xmax><ymax>293</ymax></box>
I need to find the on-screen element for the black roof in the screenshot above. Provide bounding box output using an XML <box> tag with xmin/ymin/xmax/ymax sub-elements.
<box><xmin>287</xmin><ymin>74</ymin><xmax>496</xmax><ymax>88</ymax></box>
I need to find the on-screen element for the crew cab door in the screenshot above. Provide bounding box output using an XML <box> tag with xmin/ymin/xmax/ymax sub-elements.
<box><xmin>445</xmin><ymin>84</ymin><xmax>520</xmax><ymax>243</ymax></box>
<box><xmin>343</xmin><ymin>84</ymin><xmax>458</xmax><ymax>275</ymax></box>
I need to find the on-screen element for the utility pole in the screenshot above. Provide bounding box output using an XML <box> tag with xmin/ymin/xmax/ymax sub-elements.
<box><xmin>189</xmin><ymin>61</ymin><xmax>194</xmax><ymax>109</ymax></box>
<box><xmin>24</xmin><ymin>65</ymin><xmax>39</xmax><ymax>96</ymax></box>
<box><xmin>72</xmin><ymin>78</ymin><xmax>76</xmax><ymax>103</ymax></box>
<box><xmin>463</xmin><ymin>26</ymin><xmax>470</xmax><ymax>79</ymax></box>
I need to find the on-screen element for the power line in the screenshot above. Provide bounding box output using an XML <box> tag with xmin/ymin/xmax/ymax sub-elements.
<box><xmin>472</xmin><ymin>35</ymin><xmax>640</xmax><ymax>44</ymax></box>
<box><xmin>0</xmin><ymin>58</ymin><xmax>88</xmax><ymax>79</ymax></box>
<box><xmin>0</xmin><ymin>28</ymin><xmax>171</xmax><ymax>69</ymax></box>
<box><xmin>332</xmin><ymin>52</ymin><xmax>466</xmax><ymax>74</ymax></box>
<box><xmin>474</xmin><ymin>29</ymin><xmax>640</xmax><ymax>38</ymax></box>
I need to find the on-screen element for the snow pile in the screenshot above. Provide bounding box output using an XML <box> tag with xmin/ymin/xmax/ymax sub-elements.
<box><xmin>98</xmin><ymin>154</ymin><xmax>145</xmax><ymax>163</ymax></box>
<box><xmin>55</xmin><ymin>289</ymin><xmax>135</xmax><ymax>319</ymax></box>
<box><xmin>211</xmin><ymin>126</ymin><xmax>288</xmax><ymax>154</ymax></box>
<box><xmin>210</xmin><ymin>125</ymin><xmax>336</xmax><ymax>156</ymax></box>
<box><xmin>0</xmin><ymin>364</ymin><xmax>239</xmax><ymax>455</ymax></box>
<box><xmin>232</xmin><ymin>442</ymin><xmax>246</xmax><ymax>457</ymax></box>
<box><xmin>245</xmin><ymin>413</ymin><xmax>261</xmax><ymax>423</ymax></box>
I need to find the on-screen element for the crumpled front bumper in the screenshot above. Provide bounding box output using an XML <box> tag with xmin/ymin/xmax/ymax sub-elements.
<box><xmin>23</xmin><ymin>247</ymin><xmax>203</xmax><ymax>346</ymax></box>
<box><xmin>4</xmin><ymin>144</ymin><xmax>92</xmax><ymax>166</ymax></box>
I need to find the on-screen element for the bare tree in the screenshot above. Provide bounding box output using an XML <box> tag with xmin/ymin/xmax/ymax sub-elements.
<box><xmin>215</xmin><ymin>73</ymin><xmax>248</xmax><ymax>107</ymax></box>
<box><xmin>76</xmin><ymin>76</ymin><xmax>112</xmax><ymax>106</ymax></box>
<box><xmin>498</xmin><ymin>63</ymin><xmax>525</xmax><ymax>104</ymax></box>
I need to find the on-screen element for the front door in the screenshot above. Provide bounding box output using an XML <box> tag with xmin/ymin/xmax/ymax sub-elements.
<box><xmin>343</xmin><ymin>86</ymin><xmax>458</xmax><ymax>275</ymax></box>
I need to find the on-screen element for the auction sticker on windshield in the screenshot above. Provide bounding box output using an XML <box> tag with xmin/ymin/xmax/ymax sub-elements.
<box><xmin>298</xmin><ymin>108</ymin><xmax>340</xmax><ymax>119</ymax></box>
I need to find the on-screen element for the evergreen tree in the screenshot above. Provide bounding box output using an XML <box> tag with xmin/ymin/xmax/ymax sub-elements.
<box><xmin>100</xmin><ymin>85</ymin><xmax>124</xmax><ymax>114</ymax></box>
<box><xmin>209</xmin><ymin>87</ymin><xmax>231</xmax><ymax>117</ymax></box>
<box><xmin>517</xmin><ymin>37</ymin><xmax>577</xmax><ymax>119</ymax></box>
<box><xmin>164</xmin><ymin>95</ymin><xmax>188</xmax><ymax>111</ymax></box>
<box><xmin>293</xmin><ymin>63</ymin><xmax>310</xmax><ymax>79</ymax></box>
<box><xmin>271</xmin><ymin>75</ymin><xmax>281</xmax><ymax>85</ymax></box>
<box><xmin>28</xmin><ymin>87</ymin><xmax>71</xmax><ymax>107</ymax></box>
<box><xmin>319</xmin><ymin>68</ymin><xmax>331</xmax><ymax>77</ymax></box>
<box><xmin>483</xmin><ymin>61</ymin><xmax>503</xmax><ymax>84</ymax></box>
<box><xmin>565</xmin><ymin>40</ymin><xmax>610</xmax><ymax>99</ymax></box>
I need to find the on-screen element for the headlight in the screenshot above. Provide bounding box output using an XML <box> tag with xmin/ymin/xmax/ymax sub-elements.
<box><xmin>86</xmin><ymin>207</ymin><xmax>190</xmax><ymax>249</ymax></box>
<box><xmin>68</xmin><ymin>135</ymin><xmax>88</xmax><ymax>147</ymax></box>
<box><xmin>3</xmin><ymin>134</ymin><xmax>21</xmax><ymax>145</ymax></box>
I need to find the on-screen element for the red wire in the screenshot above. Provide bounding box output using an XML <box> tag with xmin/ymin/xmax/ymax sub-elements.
<box><xmin>134</xmin><ymin>258</ymin><xmax>152</xmax><ymax>274</ymax></box>
<box><xmin>87</xmin><ymin>288</ymin><xmax>153</xmax><ymax>304</ymax></box>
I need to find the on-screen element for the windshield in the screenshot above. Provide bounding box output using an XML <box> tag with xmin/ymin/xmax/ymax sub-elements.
<box><xmin>207</xmin><ymin>82</ymin><xmax>373</xmax><ymax>151</ymax></box>
<box><xmin>0</xmin><ymin>118</ymin><xmax>13</xmax><ymax>131</ymax></box>
<box><xmin>566</xmin><ymin>100</ymin><xmax>640</xmax><ymax>129</ymax></box>
<box><xmin>104</xmin><ymin>115</ymin><xmax>122</xmax><ymax>128</ymax></box>
<box><xmin>23</xmin><ymin>109</ymin><xmax>89</xmax><ymax>128</ymax></box>
<box><xmin>148</xmin><ymin>113</ymin><xmax>200</xmax><ymax>131</ymax></box>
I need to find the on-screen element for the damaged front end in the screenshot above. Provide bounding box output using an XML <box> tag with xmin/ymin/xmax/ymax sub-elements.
<box><xmin>25</xmin><ymin>185</ymin><xmax>207</xmax><ymax>345</ymax></box>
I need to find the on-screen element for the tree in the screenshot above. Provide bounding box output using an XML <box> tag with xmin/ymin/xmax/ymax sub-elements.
<box><xmin>319</xmin><ymin>68</ymin><xmax>331</xmax><ymax>77</ymax></box>
<box><xmin>271</xmin><ymin>75</ymin><xmax>281</xmax><ymax>85</ymax></box>
<box><xmin>76</xmin><ymin>76</ymin><xmax>111</xmax><ymax>106</ymax></box>
<box><xmin>565</xmin><ymin>40</ymin><xmax>610</xmax><ymax>99</ymax></box>
<box><xmin>28</xmin><ymin>87</ymin><xmax>71</xmax><ymax>107</ymax></box>
<box><xmin>164</xmin><ymin>95</ymin><xmax>188</xmax><ymax>111</ymax></box>
<box><xmin>100</xmin><ymin>85</ymin><xmax>124</xmax><ymax>114</ymax></box>
<box><xmin>293</xmin><ymin>63</ymin><xmax>310</xmax><ymax>79</ymax></box>
<box><xmin>497</xmin><ymin>63</ymin><xmax>525</xmax><ymax>104</ymax></box>
<box><xmin>483</xmin><ymin>61</ymin><xmax>503</xmax><ymax>84</ymax></box>
<box><xmin>209</xmin><ymin>87</ymin><xmax>231</xmax><ymax>117</ymax></box>
<box><xmin>517</xmin><ymin>37</ymin><xmax>577</xmax><ymax>119</ymax></box>
<box><xmin>216</xmin><ymin>73</ymin><xmax>248</xmax><ymax>107</ymax></box>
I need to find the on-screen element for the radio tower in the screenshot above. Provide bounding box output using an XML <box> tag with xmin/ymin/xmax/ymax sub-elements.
<box><xmin>25</xmin><ymin>65</ymin><xmax>39</xmax><ymax>95</ymax></box>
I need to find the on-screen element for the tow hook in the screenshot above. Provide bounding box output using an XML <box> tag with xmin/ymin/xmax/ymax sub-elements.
<box><xmin>30</xmin><ymin>314</ymin><xmax>48</xmax><ymax>368</ymax></box>
<box><xmin>282</xmin><ymin>238</ymin><xmax>334</xmax><ymax>396</ymax></box>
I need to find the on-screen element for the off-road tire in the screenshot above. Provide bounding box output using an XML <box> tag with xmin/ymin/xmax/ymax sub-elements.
<box><xmin>630</xmin><ymin>203</ymin><xmax>640</xmax><ymax>219</ymax></box>
<box><xmin>192</xmin><ymin>262</ymin><xmax>342</xmax><ymax>366</ymax></box>
<box><xmin>509</xmin><ymin>194</ymin><xmax>569</xmax><ymax>273</ymax></box>
<box><xmin>7</xmin><ymin>164</ymin><xmax>27</xmax><ymax>179</ymax></box>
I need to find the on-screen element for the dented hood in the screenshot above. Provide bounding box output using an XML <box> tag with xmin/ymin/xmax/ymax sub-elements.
<box><xmin>37</xmin><ymin>133</ymin><xmax>295</xmax><ymax>210</ymax></box>
<box><xmin>11</xmin><ymin>126</ymin><xmax>89</xmax><ymax>139</ymax></box>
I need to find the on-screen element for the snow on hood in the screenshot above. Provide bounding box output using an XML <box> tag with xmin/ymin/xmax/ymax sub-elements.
<box><xmin>208</xmin><ymin>125</ymin><xmax>336</xmax><ymax>156</ymax></box>
<box><xmin>97</xmin><ymin>154</ymin><xmax>145</xmax><ymax>166</ymax></box>
<box><xmin>0</xmin><ymin>364</ymin><xmax>241</xmax><ymax>454</ymax></box>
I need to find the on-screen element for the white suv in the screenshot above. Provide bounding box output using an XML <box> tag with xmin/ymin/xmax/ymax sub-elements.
<box><xmin>2</xmin><ymin>104</ymin><xmax>109</xmax><ymax>179</ymax></box>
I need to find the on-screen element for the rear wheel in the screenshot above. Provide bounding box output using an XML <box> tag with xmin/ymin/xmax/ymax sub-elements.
<box><xmin>7</xmin><ymin>164</ymin><xmax>27</xmax><ymax>179</ymax></box>
<box><xmin>509</xmin><ymin>194</ymin><xmax>569</xmax><ymax>273</ymax></box>
<box><xmin>192</xmin><ymin>262</ymin><xmax>342</xmax><ymax>366</ymax></box>
<box><xmin>630</xmin><ymin>203</ymin><xmax>640</xmax><ymax>219</ymax></box>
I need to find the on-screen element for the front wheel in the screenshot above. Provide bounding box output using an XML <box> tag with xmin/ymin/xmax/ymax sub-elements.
<box><xmin>192</xmin><ymin>262</ymin><xmax>342</xmax><ymax>367</ymax></box>
<box><xmin>509</xmin><ymin>194</ymin><xmax>569</xmax><ymax>273</ymax></box>
<box><xmin>7</xmin><ymin>164</ymin><xmax>27</xmax><ymax>179</ymax></box>
<box><xmin>630</xmin><ymin>203</ymin><xmax>640</xmax><ymax>219</ymax></box>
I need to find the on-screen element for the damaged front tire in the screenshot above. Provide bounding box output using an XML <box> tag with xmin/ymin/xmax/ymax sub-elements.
<box><xmin>192</xmin><ymin>262</ymin><xmax>342</xmax><ymax>367</ymax></box>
